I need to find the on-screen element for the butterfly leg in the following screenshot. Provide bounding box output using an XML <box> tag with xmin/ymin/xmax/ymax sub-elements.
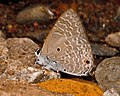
<box><xmin>56</xmin><ymin>70</ymin><xmax>61</xmax><ymax>78</ymax></box>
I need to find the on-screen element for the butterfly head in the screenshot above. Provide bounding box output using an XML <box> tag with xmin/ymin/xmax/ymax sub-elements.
<box><xmin>35</xmin><ymin>49</ymin><xmax>45</xmax><ymax>65</ymax></box>
<box><xmin>35</xmin><ymin>49</ymin><xmax>62</xmax><ymax>71</ymax></box>
<box><xmin>35</xmin><ymin>49</ymin><xmax>41</xmax><ymax>57</ymax></box>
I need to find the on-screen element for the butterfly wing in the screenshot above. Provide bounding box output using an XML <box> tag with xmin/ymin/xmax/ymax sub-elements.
<box><xmin>41</xmin><ymin>9</ymin><xmax>94</xmax><ymax>76</ymax></box>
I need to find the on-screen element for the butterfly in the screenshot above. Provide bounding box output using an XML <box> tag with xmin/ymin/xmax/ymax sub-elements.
<box><xmin>35</xmin><ymin>9</ymin><xmax>94</xmax><ymax>76</ymax></box>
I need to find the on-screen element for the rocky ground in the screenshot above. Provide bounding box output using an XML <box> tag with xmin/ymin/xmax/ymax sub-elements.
<box><xmin>0</xmin><ymin>0</ymin><xmax>120</xmax><ymax>96</ymax></box>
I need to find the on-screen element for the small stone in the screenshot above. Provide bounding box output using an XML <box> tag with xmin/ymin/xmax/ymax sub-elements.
<box><xmin>103</xmin><ymin>88</ymin><xmax>119</xmax><ymax>96</ymax></box>
<box><xmin>28</xmin><ymin>71</ymin><xmax>44</xmax><ymax>83</ymax></box>
<box><xmin>105</xmin><ymin>32</ymin><xmax>120</xmax><ymax>47</ymax></box>
<box><xmin>114</xmin><ymin>7</ymin><xmax>120</xmax><ymax>21</ymax></box>
<box><xmin>7</xmin><ymin>24</ymin><xmax>13</xmax><ymax>32</ymax></box>
<box><xmin>95</xmin><ymin>57</ymin><xmax>120</xmax><ymax>94</ymax></box>
<box><xmin>0</xmin><ymin>30</ymin><xmax>6</xmax><ymax>39</ymax></box>
<box><xmin>7</xmin><ymin>69</ymin><xmax>14</xmax><ymax>75</ymax></box>
<box><xmin>30</xmin><ymin>69</ymin><xmax>60</xmax><ymax>83</ymax></box>
<box><xmin>1</xmin><ymin>59</ymin><xmax>45</xmax><ymax>82</ymax></box>
<box><xmin>0</xmin><ymin>38</ymin><xmax>8</xmax><ymax>75</ymax></box>
<box><xmin>16</xmin><ymin>5</ymin><xmax>54</xmax><ymax>24</ymax></box>
<box><xmin>33</xmin><ymin>21</ymin><xmax>39</xmax><ymax>28</ymax></box>
<box><xmin>0</xmin><ymin>38</ymin><xmax>9</xmax><ymax>63</ymax></box>
<box><xmin>0</xmin><ymin>79</ymin><xmax>55</xmax><ymax>96</ymax></box>
<box><xmin>91</xmin><ymin>43</ymin><xmax>119</xmax><ymax>56</ymax></box>
<box><xmin>6</xmin><ymin>38</ymin><xmax>39</xmax><ymax>61</ymax></box>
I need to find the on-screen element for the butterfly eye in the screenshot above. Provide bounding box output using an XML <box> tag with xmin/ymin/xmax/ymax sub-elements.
<box><xmin>36</xmin><ymin>49</ymin><xmax>41</xmax><ymax>55</ymax></box>
<box><xmin>57</xmin><ymin>47</ymin><xmax>61</xmax><ymax>52</ymax></box>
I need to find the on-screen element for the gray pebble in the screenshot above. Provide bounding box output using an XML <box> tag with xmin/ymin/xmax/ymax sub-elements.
<box><xmin>91</xmin><ymin>43</ymin><xmax>119</xmax><ymax>56</ymax></box>
<box><xmin>95</xmin><ymin>57</ymin><xmax>120</xmax><ymax>94</ymax></box>
<box><xmin>16</xmin><ymin>5</ymin><xmax>54</xmax><ymax>24</ymax></box>
<box><xmin>105</xmin><ymin>32</ymin><xmax>120</xmax><ymax>47</ymax></box>
<box><xmin>114</xmin><ymin>7</ymin><xmax>120</xmax><ymax>21</ymax></box>
<box><xmin>103</xmin><ymin>88</ymin><xmax>119</xmax><ymax>96</ymax></box>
